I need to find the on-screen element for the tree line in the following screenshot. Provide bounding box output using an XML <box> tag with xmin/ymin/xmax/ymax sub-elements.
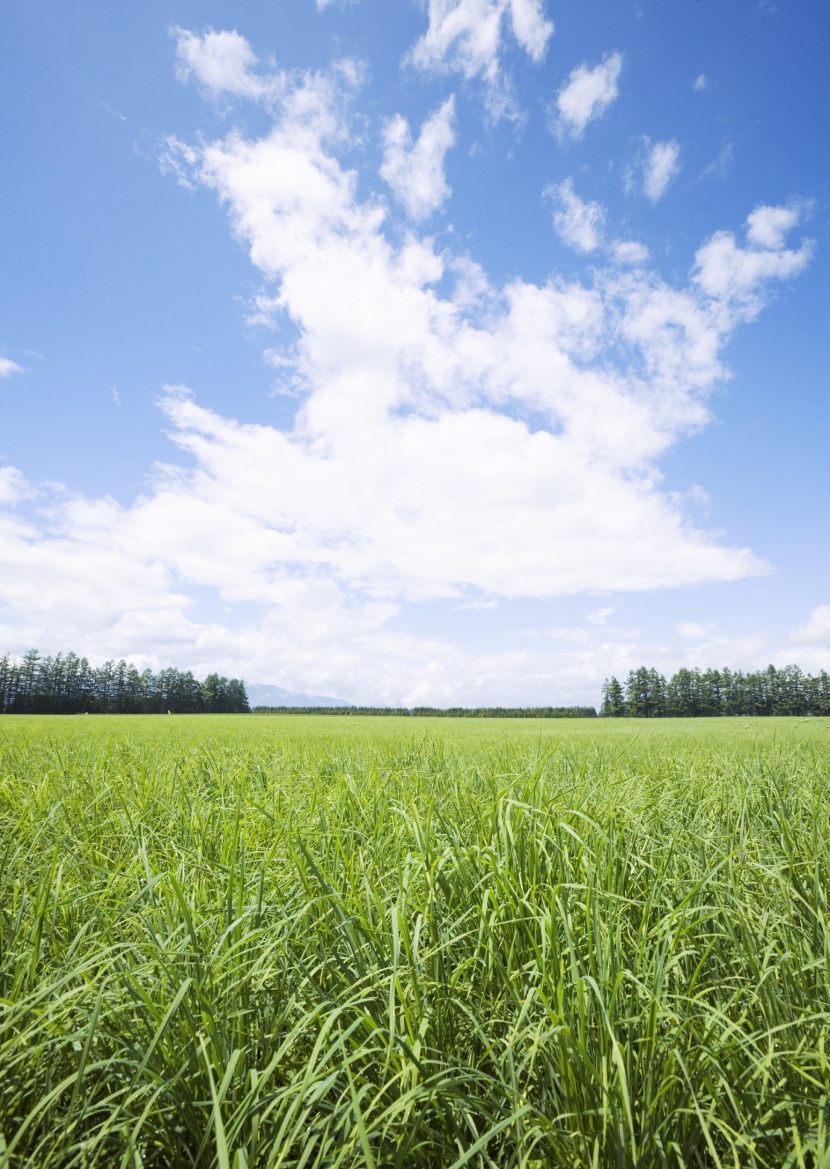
<box><xmin>251</xmin><ymin>706</ymin><xmax>598</xmax><ymax>718</ymax></box>
<box><xmin>601</xmin><ymin>665</ymin><xmax>830</xmax><ymax>718</ymax></box>
<box><xmin>0</xmin><ymin>650</ymin><xmax>249</xmax><ymax>714</ymax></box>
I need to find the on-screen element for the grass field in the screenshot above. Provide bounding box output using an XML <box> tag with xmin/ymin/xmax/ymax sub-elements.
<box><xmin>1</xmin><ymin>715</ymin><xmax>829</xmax><ymax>1167</ymax></box>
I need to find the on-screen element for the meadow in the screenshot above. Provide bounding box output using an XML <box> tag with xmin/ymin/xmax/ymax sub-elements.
<box><xmin>1</xmin><ymin>714</ymin><xmax>829</xmax><ymax>1167</ymax></box>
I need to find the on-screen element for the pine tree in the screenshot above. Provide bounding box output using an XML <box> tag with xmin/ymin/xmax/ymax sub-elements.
<box><xmin>600</xmin><ymin>676</ymin><xmax>626</xmax><ymax>717</ymax></box>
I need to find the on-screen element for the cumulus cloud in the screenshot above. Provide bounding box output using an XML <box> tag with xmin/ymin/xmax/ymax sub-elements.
<box><xmin>0</xmin><ymin>357</ymin><xmax>23</xmax><ymax>379</ymax></box>
<box><xmin>0</xmin><ymin>467</ymin><xmax>30</xmax><ymax>505</ymax></box>
<box><xmin>626</xmin><ymin>138</ymin><xmax>681</xmax><ymax>202</ymax></box>
<box><xmin>380</xmin><ymin>97</ymin><xmax>456</xmax><ymax>220</ymax></box>
<box><xmin>553</xmin><ymin>52</ymin><xmax>622</xmax><ymax>141</ymax></box>
<box><xmin>0</xmin><ymin>42</ymin><xmax>815</xmax><ymax>702</ymax></box>
<box><xmin>409</xmin><ymin>0</ymin><xmax>553</xmax><ymax>114</ymax></box>
<box><xmin>776</xmin><ymin>604</ymin><xmax>830</xmax><ymax>675</ymax></box>
<box><xmin>172</xmin><ymin>25</ymin><xmax>364</xmax><ymax>114</ymax></box>
<box><xmin>746</xmin><ymin>203</ymin><xmax>807</xmax><ymax>250</ymax></box>
<box><xmin>546</xmin><ymin>178</ymin><xmax>605</xmax><ymax>252</ymax></box>
<box><xmin>790</xmin><ymin>605</ymin><xmax>830</xmax><ymax>647</ymax></box>
<box><xmin>692</xmin><ymin>204</ymin><xmax>812</xmax><ymax>317</ymax></box>
<box><xmin>173</xmin><ymin>27</ymin><xmax>272</xmax><ymax>100</ymax></box>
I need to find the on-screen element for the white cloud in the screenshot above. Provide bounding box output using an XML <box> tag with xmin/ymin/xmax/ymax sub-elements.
<box><xmin>700</xmin><ymin>141</ymin><xmax>733</xmax><ymax>182</ymax></box>
<box><xmin>553</xmin><ymin>52</ymin><xmax>622</xmax><ymax>141</ymax></box>
<box><xmin>0</xmin><ymin>357</ymin><xmax>23</xmax><ymax>379</ymax></box>
<box><xmin>626</xmin><ymin>138</ymin><xmax>681</xmax><ymax>203</ymax></box>
<box><xmin>173</xmin><ymin>27</ymin><xmax>270</xmax><ymax>99</ymax></box>
<box><xmin>693</xmin><ymin>73</ymin><xmax>707</xmax><ymax>92</ymax></box>
<box><xmin>172</xmin><ymin>26</ymin><xmax>364</xmax><ymax>114</ymax></box>
<box><xmin>676</xmin><ymin>620</ymin><xmax>719</xmax><ymax>639</ymax></box>
<box><xmin>644</xmin><ymin>140</ymin><xmax>681</xmax><ymax>201</ymax></box>
<box><xmin>546</xmin><ymin>178</ymin><xmax>605</xmax><ymax>252</ymax></box>
<box><xmin>409</xmin><ymin>0</ymin><xmax>553</xmax><ymax>115</ymax></box>
<box><xmin>507</xmin><ymin>0</ymin><xmax>553</xmax><ymax>58</ymax></box>
<box><xmin>790</xmin><ymin>605</ymin><xmax>830</xmax><ymax>647</ymax></box>
<box><xmin>587</xmin><ymin>607</ymin><xmax>615</xmax><ymax>625</ymax></box>
<box><xmin>380</xmin><ymin>97</ymin><xmax>456</xmax><ymax>220</ymax></box>
<box><xmin>101</xmin><ymin>100</ymin><xmax>128</xmax><ymax>122</ymax></box>
<box><xmin>0</xmin><ymin>467</ymin><xmax>30</xmax><ymax>505</ymax></box>
<box><xmin>609</xmin><ymin>239</ymin><xmax>649</xmax><ymax>266</ymax></box>
<box><xmin>778</xmin><ymin>604</ymin><xmax>830</xmax><ymax>675</ymax></box>
<box><xmin>693</xmin><ymin>205</ymin><xmax>812</xmax><ymax>316</ymax></box>
<box><xmin>746</xmin><ymin>203</ymin><xmax>806</xmax><ymax>250</ymax></box>
<box><xmin>0</xmin><ymin>56</ymin><xmax>815</xmax><ymax>703</ymax></box>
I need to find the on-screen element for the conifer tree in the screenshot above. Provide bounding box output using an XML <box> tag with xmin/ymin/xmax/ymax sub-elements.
<box><xmin>600</xmin><ymin>676</ymin><xmax>626</xmax><ymax>717</ymax></box>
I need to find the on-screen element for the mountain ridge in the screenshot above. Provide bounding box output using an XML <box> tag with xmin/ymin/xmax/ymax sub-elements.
<box><xmin>246</xmin><ymin>683</ymin><xmax>350</xmax><ymax>709</ymax></box>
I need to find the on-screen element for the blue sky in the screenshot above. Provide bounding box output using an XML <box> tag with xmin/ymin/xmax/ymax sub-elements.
<box><xmin>1</xmin><ymin>0</ymin><xmax>828</xmax><ymax>705</ymax></box>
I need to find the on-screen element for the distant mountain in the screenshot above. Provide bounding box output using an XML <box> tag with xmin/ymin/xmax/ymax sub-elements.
<box><xmin>246</xmin><ymin>683</ymin><xmax>350</xmax><ymax>708</ymax></box>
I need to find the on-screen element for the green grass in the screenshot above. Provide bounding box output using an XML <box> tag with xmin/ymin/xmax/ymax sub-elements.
<box><xmin>1</xmin><ymin>714</ymin><xmax>829</xmax><ymax>1167</ymax></box>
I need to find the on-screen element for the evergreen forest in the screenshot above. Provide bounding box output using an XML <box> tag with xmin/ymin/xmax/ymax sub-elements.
<box><xmin>0</xmin><ymin>650</ymin><xmax>249</xmax><ymax>714</ymax></box>
<box><xmin>3</xmin><ymin>652</ymin><xmax>830</xmax><ymax>718</ymax></box>
<box><xmin>250</xmin><ymin>705</ymin><xmax>597</xmax><ymax>718</ymax></box>
<box><xmin>602</xmin><ymin>664</ymin><xmax>830</xmax><ymax>717</ymax></box>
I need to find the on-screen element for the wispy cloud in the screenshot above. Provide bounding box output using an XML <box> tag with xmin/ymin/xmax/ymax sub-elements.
<box><xmin>626</xmin><ymin>137</ymin><xmax>681</xmax><ymax>202</ymax></box>
<box><xmin>676</xmin><ymin>620</ymin><xmax>718</xmax><ymax>638</ymax></box>
<box><xmin>545</xmin><ymin>178</ymin><xmax>605</xmax><ymax>252</ymax></box>
<box><xmin>408</xmin><ymin>0</ymin><xmax>553</xmax><ymax>117</ymax></box>
<box><xmin>100</xmin><ymin>100</ymin><xmax>128</xmax><ymax>122</ymax></box>
<box><xmin>700</xmin><ymin>141</ymin><xmax>733</xmax><ymax>181</ymax></box>
<box><xmin>608</xmin><ymin>239</ymin><xmax>649</xmax><ymax>266</ymax></box>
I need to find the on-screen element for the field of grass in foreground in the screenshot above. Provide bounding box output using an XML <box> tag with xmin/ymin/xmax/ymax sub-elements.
<box><xmin>1</xmin><ymin>715</ymin><xmax>829</xmax><ymax>1167</ymax></box>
